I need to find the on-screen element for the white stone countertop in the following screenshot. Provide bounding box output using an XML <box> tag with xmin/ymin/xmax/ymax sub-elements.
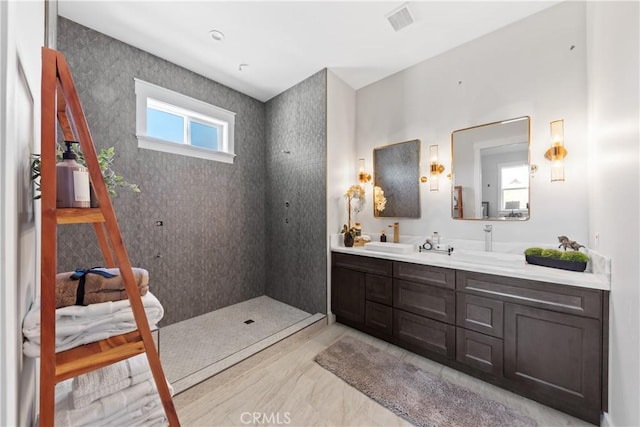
<box><xmin>330</xmin><ymin>236</ymin><xmax>611</xmax><ymax>291</ymax></box>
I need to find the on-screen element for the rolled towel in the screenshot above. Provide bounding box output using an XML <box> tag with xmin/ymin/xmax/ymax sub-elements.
<box><xmin>55</xmin><ymin>267</ymin><xmax>149</xmax><ymax>308</ymax></box>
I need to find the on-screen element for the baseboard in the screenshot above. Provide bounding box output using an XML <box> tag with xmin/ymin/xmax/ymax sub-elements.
<box><xmin>601</xmin><ymin>412</ymin><xmax>613</xmax><ymax>427</ymax></box>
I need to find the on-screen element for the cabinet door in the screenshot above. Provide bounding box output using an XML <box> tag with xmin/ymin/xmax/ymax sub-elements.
<box><xmin>457</xmin><ymin>293</ymin><xmax>503</xmax><ymax>338</ymax></box>
<box><xmin>504</xmin><ymin>303</ymin><xmax>601</xmax><ymax>412</ymax></box>
<box><xmin>331</xmin><ymin>267</ymin><xmax>365</xmax><ymax>325</ymax></box>
<box><xmin>456</xmin><ymin>327</ymin><xmax>503</xmax><ymax>377</ymax></box>
<box><xmin>365</xmin><ymin>274</ymin><xmax>393</xmax><ymax>305</ymax></box>
<box><xmin>394</xmin><ymin>309</ymin><xmax>455</xmax><ymax>360</ymax></box>
<box><xmin>365</xmin><ymin>300</ymin><xmax>393</xmax><ymax>336</ymax></box>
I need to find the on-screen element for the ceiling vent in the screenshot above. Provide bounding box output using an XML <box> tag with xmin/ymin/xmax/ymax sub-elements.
<box><xmin>385</xmin><ymin>3</ymin><xmax>414</xmax><ymax>32</ymax></box>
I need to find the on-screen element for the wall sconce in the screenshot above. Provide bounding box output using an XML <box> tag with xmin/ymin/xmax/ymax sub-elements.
<box><xmin>545</xmin><ymin>119</ymin><xmax>568</xmax><ymax>182</ymax></box>
<box><xmin>358</xmin><ymin>158</ymin><xmax>371</xmax><ymax>183</ymax></box>
<box><xmin>429</xmin><ymin>145</ymin><xmax>445</xmax><ymax>191</ymax></box>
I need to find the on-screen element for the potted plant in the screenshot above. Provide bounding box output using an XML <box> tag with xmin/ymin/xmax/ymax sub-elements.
<box><xmin>341</xmin><ymin>184</ymin><xmax>365</xmax><ymax>247</ymax></box>
<box><xmin>524</xmin><ymin>247</ymin><xmax>589</xmax><ymax>272</ymax></box>
<box><xmin>31</xmin><ymin>145</ymin><xmax>140</xmax><ymax>202</ymax></box>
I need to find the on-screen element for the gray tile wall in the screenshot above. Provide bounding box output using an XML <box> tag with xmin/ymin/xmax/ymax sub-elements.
<box><xmin>57</xmin><ymin>18</ymin><xmax>267</xmax><ymax>326</ymax></box>
<box><xmin>264</xmin><ymin>70</ymin><xmax>328</xmax><ymax>315</ymax></box>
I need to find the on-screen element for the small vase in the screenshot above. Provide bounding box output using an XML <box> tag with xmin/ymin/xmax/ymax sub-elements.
<box><xmin>344</xmin><ymin>232</ymin><xmax>354</xmax><ymax>248</ymax></box>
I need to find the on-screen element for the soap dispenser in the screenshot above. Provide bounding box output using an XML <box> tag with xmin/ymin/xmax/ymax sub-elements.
<box><xmin>56</xmin><ymin>141</ymin><xmax>91</xmax><ymax>208</ymax></box>
<box><xmin>380</xmin><ymin>230</ymin><xmax>387</xmax><ymax>242</ymax></box>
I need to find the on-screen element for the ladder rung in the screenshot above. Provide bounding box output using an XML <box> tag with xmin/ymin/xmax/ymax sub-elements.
<box><xmin>55</xmin><ymin>330</ymin><xmax>145</xmax><ymax>382</ymax></box>
<box><xmin>56</xmin><ymin>208</ymin><xmax>105</xmax><ymax>224</ymax></box>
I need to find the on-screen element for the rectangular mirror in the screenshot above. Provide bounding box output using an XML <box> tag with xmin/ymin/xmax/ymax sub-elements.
<box><xmin>451</xmin><ymin>117</ymin><xmax>530</xmax><ymax>221</ymax></box>
<box><xmin>373</xmin><ymin>139</ymin><xmax>421</xmax><ymax>218</ymax></box>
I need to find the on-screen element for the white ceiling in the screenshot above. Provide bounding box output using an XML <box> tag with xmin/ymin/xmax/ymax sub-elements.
<box><xmin>58</xmin><ymin>1</ymin><xmax>559</xmax><ymax>102</ymax></box>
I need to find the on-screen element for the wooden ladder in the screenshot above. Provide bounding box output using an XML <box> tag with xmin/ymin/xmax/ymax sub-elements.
<box><xmin>39</xmin><ymin>47</ymin><xmax>180</xmax><ymax>426</ymax></box>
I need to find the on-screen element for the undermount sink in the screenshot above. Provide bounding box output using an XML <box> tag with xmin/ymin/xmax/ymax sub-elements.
<box><xmin>364</xmin><ymin>242</ymin><xmax>415</xmax><ymax>254</ymax></box>
<box><xmin>450</xmin><ymin>249</ymin><xmax>524</xmax><ymax>268</ymax></box>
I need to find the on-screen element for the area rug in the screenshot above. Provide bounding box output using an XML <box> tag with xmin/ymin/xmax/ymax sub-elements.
<box><xmin>314</xmin><ymin>335</ymin><xmax>537</xmax><ymax>427</ymax></box>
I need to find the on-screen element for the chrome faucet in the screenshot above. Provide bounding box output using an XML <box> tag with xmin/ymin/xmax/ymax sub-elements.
<box><xmin>388</xmin><ymin>222</ymin><xmax>400</xmax><ymax>243</ymax></box>
<box><xmin>484</xmin><ymin>225</ymin><xmax>493</xmax><ymax>252</ymax></box>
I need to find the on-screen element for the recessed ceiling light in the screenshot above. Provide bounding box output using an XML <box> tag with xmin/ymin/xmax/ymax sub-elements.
<box><xmin>209</xmin><ymin>30</ymin><xmax>225</xmax><ymax>41</ymax></box>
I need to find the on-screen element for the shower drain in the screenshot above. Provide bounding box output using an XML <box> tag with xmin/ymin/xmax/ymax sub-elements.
<box><xmin>244</xmin><ymin>319</ymin><xmax>255</xmax><ymax>324</ymax></box>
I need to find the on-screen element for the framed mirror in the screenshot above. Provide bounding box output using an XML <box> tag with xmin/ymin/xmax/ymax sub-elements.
<box><xmin>451</xmin><ymin>117</ymin><xmax>530</xmax><ymax>220</ymax></box>
<box><xmin>373</xmin><ymin>139</ymin><xmax>421</xmax><ymax>218</ymax></box>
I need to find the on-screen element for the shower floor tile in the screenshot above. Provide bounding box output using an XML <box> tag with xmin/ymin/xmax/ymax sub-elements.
<box><xmin>159</xmin><ymin>296</ymin><xmax>315</xmax><ymax>393</ymax></box>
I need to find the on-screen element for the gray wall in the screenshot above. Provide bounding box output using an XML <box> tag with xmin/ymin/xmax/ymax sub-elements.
<box><xmin>57</xmin><ymin>18</ymin><xmax>267</xmax><ymax>326</ymax></box>
<box><xmin>264</xmin><ymin>70</ymin><xmax>327</xmax><ymax>315</ymax></box>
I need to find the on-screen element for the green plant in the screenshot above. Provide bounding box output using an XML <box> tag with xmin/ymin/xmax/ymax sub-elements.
<box><xmin>31</xmin><ymin>144</ymin><xmax>140</xmax><ymax>199</ymax></box>
<box><xmin>95</xmin><ymin>147</ymin><xmax>140</xmax><ymax>196</ymax></box>
<box><xmin>341</xmin><ymin>224</ymin><xmax>357</xmax><ymax>238</ymax></box>
<box><xmin>560</xmin><ymin>251</ymin><xmax>590</xmax><ymax>263</ymax></box>
<box><xmin>524</xmin><ymin>247</ymin><xmax>544</xmax><ymax>257</ymax></box>
<box><xmin>540</xmin><ymin>248</ymin><xmax>564</xmax><ymax>259</ymax></box>
<box><xmin>525</xmin><ymin>246</ymin><xmax>590</xmax><ymax>263</ymax></box>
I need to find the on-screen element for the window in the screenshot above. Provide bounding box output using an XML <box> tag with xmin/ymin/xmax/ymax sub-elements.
<box><xmin>499</xmin><ymin>163</ymin><xmax>529</xmax><ymax>213</ymax></box>
<box><xmin>135</xmin><ymin>79</ymin><xmax>235</xmax><ymax>163</ymax></box>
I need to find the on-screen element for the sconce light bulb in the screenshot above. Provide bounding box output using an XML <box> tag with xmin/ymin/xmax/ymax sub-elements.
<box><xmin>550</xmin><ymin>159</ymin><xmax>565</xmax><ymax>182</ymax></box>
<box><xmin>430</xmin><ymin>174</ymin><xmax>439</xmax><ymax>191</ymax></box>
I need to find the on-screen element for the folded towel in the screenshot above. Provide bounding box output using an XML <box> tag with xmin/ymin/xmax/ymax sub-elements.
<box><xmin>55</xmin><ymin>267</ymin><xmax>149</xmax><ymax>308</ymax></box>
<box><xmin>54</xmin><ymin>377</ymin><xmax>173</xmax><ymax>427</ymax></box>
<box><xmin>55</xmin><ymin>378</ymin><xmax>154</xmax><ymax>426</ymax></box>
<box><xmin>22</xmin><ymin>292</ymin><xmax>164</xmax><ymax>357</ymax></box>
<box><xmin>72</xmin><ymin>354</ymin><xmax>152</xmax><ymax>409</ymax></box>
<box><xmin>82</xmin><ymin>285</ymin><xmax>149</xmax><ymax>306</ymax></box>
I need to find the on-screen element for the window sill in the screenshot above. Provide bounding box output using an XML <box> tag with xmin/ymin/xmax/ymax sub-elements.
<box><xmin>137</xmin><ymin>135</ymin><xmax>236</xmax><ymax>164</ymax></box>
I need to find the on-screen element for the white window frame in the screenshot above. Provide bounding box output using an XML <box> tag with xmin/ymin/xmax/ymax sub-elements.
<box><xmin>498</xmin><ymin>161</ymin><xmax>529</xmax><ymax>214</ymax></box>
<box><xmin>135</xmin><ymin>78</ymin><xmax>236</xmax><ymax>163</ymax></box>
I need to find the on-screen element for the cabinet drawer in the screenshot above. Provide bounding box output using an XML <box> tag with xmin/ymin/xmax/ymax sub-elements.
<box><xmin>394</xmin><ymin>262</ymin><xmax>455</xmax><ymax>289</ymax></box>
<box><xmin>456</xmin><ymin>327</ymin><xmax>503</xmax><ymax>377</ymax></box>
<box><xmin>365</xmin><ymin>301</ymin><xmax>393</xmax><ymax>336</ymax></box>
<box><xmin>333</xmin><ymin>252</ymin><xmax>392</xmax><ymax>276</ymax></box>
<box><xmin>457</xmin><ymin>293</ymin><xmax>504</xmax><ymax>338</ymax></box>
<box><xmin>394</xmin><ymin>279</ymin><xmax>455</xmax><ymax>324</ymax></box>
<box><xmin>366</xmin><ymin>274</ymin><xmax>393</xmax><ymax>305</ymax></box>
<box><xmin>456</xmin><ymin>270</ymin><xmax>602</xmax><ymax>319</ymax></box>
<box><xmin>394</xmin><ymin>309</ymin><xmax>455</xmax><ymax>360</ymax></box>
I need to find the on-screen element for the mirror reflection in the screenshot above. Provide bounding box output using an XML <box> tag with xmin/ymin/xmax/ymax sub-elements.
<box><xmin>451</xmin><ymin>117</ymin><xmax>530</xmax><ymax>220</ymax></box>
<box><xmin>373</xmin><ymin>140</ymin><xmax>421</xmax><ymax>218</ymax></box>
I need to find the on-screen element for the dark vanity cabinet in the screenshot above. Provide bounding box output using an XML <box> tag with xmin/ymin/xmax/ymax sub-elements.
<box><xmin>331</xmin><ymin>253</ymin><xmax>393</xmax><ymax>337</ymax></box>
<box><xmin>331</xmin><ymin>252</ymin><xmax>609</xmax><ymax>425</ymax></box>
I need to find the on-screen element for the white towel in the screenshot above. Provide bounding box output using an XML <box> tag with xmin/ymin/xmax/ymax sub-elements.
<box><xmin>22</xmin><ymin>292</ymin><xmax>164</xmax><ymax>357</ymax></box>
<box><xmin>55</xmin><ymin>378</ymin><xmax>155</xmax><ymax>426</ymax></box>
<box><xmin>72</xmin><ymin>354</ymin><xmax>152</xmax><ymax>409</ymax></box>
<box><xmin>55</xmin><ymin>377</ymin><xmax>173</xmax><ymax>427</ymax></box>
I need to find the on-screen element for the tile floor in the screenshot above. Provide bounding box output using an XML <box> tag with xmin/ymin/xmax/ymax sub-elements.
<box><xmin>159</xmin><ymin>296</ymin><xmax>320</xmax><ymax>393</ymax></box>
<box><xmin>175</xmin><ymin>323</ymin><xmax>593</xmax><ymax>427</ymax></box>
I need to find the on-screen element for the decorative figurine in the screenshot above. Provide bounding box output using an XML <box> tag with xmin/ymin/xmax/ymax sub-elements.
<box><xmin>557</xmin><ymin>235</ymin><xmax>585</xmax><ymax>251</ymax></box>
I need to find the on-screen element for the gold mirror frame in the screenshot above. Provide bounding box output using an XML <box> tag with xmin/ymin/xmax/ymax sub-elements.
<box><xmin>451</xmin><ymin>116</ymin><xmax>531</xmax><ymax>221</ymax></box>
<box><xmin>373</xmin><ymin>139</ymin><xmax>421</xmax><ymax>218</ymax></box>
